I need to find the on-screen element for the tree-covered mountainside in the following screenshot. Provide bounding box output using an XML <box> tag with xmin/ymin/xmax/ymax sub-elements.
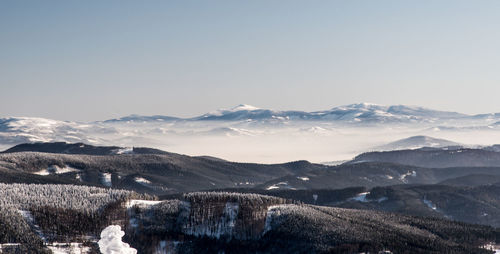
<box><xmin>4</xmin><ymin>145</ymin><xmax>500</xmax><ymax>196</ymax></box>
<box><xmin>351</xmin><ymin>147</ymin><xmax>500</xmax><ymax>168</ymax></box>
<box><xmin>0</xmin><ymin>183</ymin><xmax>149</xmax><ymax>253</ymax></box>
<box><xmin>334</xmin><ymin>184</ymin><xmax>500</xmax><ymax>228</ymax></box>
<box><xmin>163</xmin><ymin>185</ymin><xmax>500</xmax><ymax>228</ymax></box>
<box><xmin>1</xmin><ymin>142</ymin><xmax>170</xmax><ymax>156</ymax></box>
<box><xmin>127</xmin><ymin>192</ymin><xmax>499</xmax><ymax>254</ymax></box>
<box><xmin>1</xmin><ymin>186</ymin><xmax>498</xmax><ymax>253</ymax></box>
<box><xmin>258</xmin><ymin>161</ymin><xmax>500</xmax><ymax>191</ymax></box>
<box><xmin>0</xmin><ymin>150</ymin><xmax>324</xmax><ymax>194</ymax></box>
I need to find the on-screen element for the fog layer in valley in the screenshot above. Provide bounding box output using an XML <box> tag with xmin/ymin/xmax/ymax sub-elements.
<box><xmin>3</xmin><ymin>103</ymin><xmax>500</xmax><ymax>163</ymax></box>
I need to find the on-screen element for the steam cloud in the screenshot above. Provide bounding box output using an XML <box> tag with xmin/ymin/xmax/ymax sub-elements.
<box><xmin>98</xmin><ymin>225</ymin><xmax>137</xmax><ymax>254</ymax></box>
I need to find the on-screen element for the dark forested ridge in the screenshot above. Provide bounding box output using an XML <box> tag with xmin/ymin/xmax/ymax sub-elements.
<box><xmin>351</xmin><ymin>147</ymin><xmax>500</xmax><ymax>168</ymax></box>
<box><xmin>4</xmin><ymin>145</ymin><xmax>500</xmax><ymax>197</ymax></box>
<box><xmin>1</xmin><ymin>142</ymin><xmax>169</xmax><ymax>156</ymax></box>
<box><xmin>0</xmin><ymin>149</ymin><xmax>324</xmax><ymax>194</ymax></box>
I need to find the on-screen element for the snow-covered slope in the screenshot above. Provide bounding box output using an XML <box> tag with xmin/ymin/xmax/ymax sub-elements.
<box><xmin>0</xmin><ymin>117</ymin><xmax>107</xmax><ymax>146</ymax></box>
<box><xmin>187</xmin><ymin>103</ymin><xmax>472</xmax><ymax>123</ymax></box>
<box><xmin>318</xmin><ymin>103</ymin><xmax>467</xmax><ymax>123</ymax></box>
<box><xmin>99</xmin><ymin>103</ymin><xmax>474</xmax><ymax>123</ymax></box>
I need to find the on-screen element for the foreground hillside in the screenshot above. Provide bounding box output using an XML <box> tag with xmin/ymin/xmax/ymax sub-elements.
<box><xmin>163</xmin><ymin>184</ymin><xmax>500</xmax><ymax>229</ymax></box>
<box><xmin>0</xmin><ymin>183</ymin><xmax>149</xmax><ymax>253</ymax></box>
<box><xmin>1</xmin><ymin>187</ymin><xmax>498</xmax><ymax>253</ymax></box>
<box><xmin>114</xmin><ymin>192</ymin><xmax>500</xmax><ymax>253</ymax></box>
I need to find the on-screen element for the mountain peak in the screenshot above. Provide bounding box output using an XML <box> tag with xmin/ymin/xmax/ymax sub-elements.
<box><xmin>229</xmin><ymin>104</ymin><xmax>260</xmax><ymax>111</ymax></box>
<box><xmin>350</xmin><ymin>102</ymin><xmax>381</xmax><ymax>108</ymax></box>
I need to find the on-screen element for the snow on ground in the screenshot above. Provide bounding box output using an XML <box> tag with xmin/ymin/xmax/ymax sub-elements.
<box><xmin>399</xmin><ymin>170</ymin><xmax>417</xmax><ymax>183</ymax></box>
<box><xmin>33</xmin><ymin>165</ymin><xmax>80</xmax><ymax>176</ymax></box>
<box><xmin>47</xmin><ymin>243</ymin><xmax>90</xmax><ymax>254</ymax></box>
<box><xmin>18</xmin><ymin>210</ymin><xmax>47</xmax><ymax>243</ymax></box>
<box><xmin>296</xmin><ymin>176</ymin><xmax>309</xmax><ymax>181</ymax></box>
<box><xmin>126</xmin><ymin>199</ymin><xmax>162</xmax><ymax>208</ymax></box>
<box><xmin>263</xmin><ymin>205</ymin><xmax>285</xmax><ymax>234</ymax></box>
<box><xmin>266</xmin><ymin>185</ymin><xmax>280</xmax><ymax>190</ymax></box>
<box><xmin>423</xmin><ymin>198</ymin><xmax>437</xmax><ymax>210</ymax></box>
<box><xmin>266</xmin><ymin>182</ymin><xmax>295</xmax><ymax>190</ymax></box>
<box><xmin>101</xmin><ymin>173</ymin><xmax>112</xmax><ymax>187</ymax></box>
<box><xmin>313</xmin><ymin>194</ymin><xmax>318</xmax><ymax>202</ymax></box>
<box><xmin>153</xmin><ymin>240</ymin><xmax>182</xmax><ymax>254</ymax></box>
<box><xmin>134</xmin><ymin>177</ymin><xmax>151</xmax><ymax>186</ymax></box>
<box><xmin>33</xmin><ymin>169</ymin><xmax>51</xmax><ymax>176</ymax></box>
<box><xmin>98</xmin><ymin>225</ymin><xmax>136</xmax><ymax>254</ymax></box>
<box><xmin>218</xmin><ymin>202</ymin><xmax>239</xmax><ymax>237</ymax></box>
<box><xmin>422</xmin><ymin>197</ymin><xmax>453</xmax><ymax>219</ymax></box>
<box><xmin>154</xmin><ymin>241</ymin><xmax>167</xmax><ymax>254</ymax></box>
<box><xmin>0</xmin><ymin>243</ymin><xmax>21</xmax><ymax>251</ymax></box>
<box><xmin>351</xmin><ymin>192</ymin><xmax>370</xmax><ymax>202</ymax></box>
<box><xmin>350</xmin><ymin>192</ymin><xmax>388</xmax><ymax>203</ymax></box>
<box><xmin>115</xmin><ymin>147</ymin><xmax>133</xmax><ymax>154</ymax></box>
<box><xmin>482</xmin><ymin>243</ymin><xmax>500</xmax><ymax>254</ymax></box>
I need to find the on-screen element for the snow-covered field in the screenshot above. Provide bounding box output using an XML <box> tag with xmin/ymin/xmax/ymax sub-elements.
<box><xmin>100</xmin><ymin>173</ymin><xmax>112</xmax><ymax>187</ymax></box>
<box><xmin>33</xmin><ymin>165</ymin><xmax>80</xmax><ymax>176</ymax></box>
<box><xmin>47</xmin><ymin>243</ymin><xmax>91</xmax><ymax>254</ymax></box>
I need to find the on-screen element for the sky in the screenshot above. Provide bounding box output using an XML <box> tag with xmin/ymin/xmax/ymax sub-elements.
<box><xmin>1</xmin><ymin>0</ymin><xmax>500</xmax><ymax>121</ymax></box>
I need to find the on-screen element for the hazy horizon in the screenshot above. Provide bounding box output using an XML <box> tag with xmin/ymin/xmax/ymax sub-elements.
<box><xmin>0</xmin><ymin>102</ymin><xmax>498</xmax><ymax>122</ymax></box>
<box><xmin>2</xmin><ymin>1</ymin><xmax>500</xmax><ymax>121</ymax></box>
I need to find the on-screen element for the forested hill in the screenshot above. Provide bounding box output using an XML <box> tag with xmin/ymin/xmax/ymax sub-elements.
<box><xmin>0</xmin><ymin>149</ymin><xmax>323</xmax><ymax>194</ymax></box>
<box><xmin>2</xmin><ymin>188</ymin><xmax>498</xmax><ymax>253</ymax></box>
<box><xmin>1</xmin><ymin>142</ymin><xmax>169</xmax><ymax>155</ymax></box>
<box><xmin>351</xmin><ymin>147</ymin><xmax>500</xmax><ymax>168</ymax></box>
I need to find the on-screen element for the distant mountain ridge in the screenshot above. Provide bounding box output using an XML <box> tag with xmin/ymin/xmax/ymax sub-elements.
<box><xmin>104</xmin><ymin>103</ymin><xmax>471</xmax><ymax>123</ymax></box>
<box><xmin>5</xmin><ymin>103</ymin><xmax>499</xmax><ymax>126</ymax></box>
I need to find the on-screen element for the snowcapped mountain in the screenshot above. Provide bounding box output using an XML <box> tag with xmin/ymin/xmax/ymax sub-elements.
<box><xmin>102</xmin><ymin>103</ymin><xmax>477</xmax><ymax>123</ymax></box>
<box><xmin>319</xmin><ymin>103</ymin><xmax>467</xmax><ymax>123</ymax></box>
<box><xmin>103</xmin><ymin>115</ymin><xmax>180</xmax><ymax>123</ymax></box>
<box><xmin>194</xmin><ymin>104</ymin><xmax>306</xmax><ymax>121</ymax></box>
<box><xmin>192</xmin><ymin>103</ymin><xmax>467</xmax><ymax>123</ymax></box>
<box><xmin>61</xmin><ymin>103</ymin><xmax>500</xmax><ymax>125</ymax></box>
<box><xmin>0</xmin><ymin>117</ymin><xmax>104</xmax><ymax>145</ymax></box>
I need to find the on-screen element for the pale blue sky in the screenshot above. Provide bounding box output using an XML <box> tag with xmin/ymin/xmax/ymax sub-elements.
<box><xmin>1</xmin><ymin>0</ymin><xmax>499</xmax><ymax>121</ymax></box>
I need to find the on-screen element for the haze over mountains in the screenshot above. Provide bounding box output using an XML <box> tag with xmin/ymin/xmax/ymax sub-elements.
<box><xmin>3</xmin><ymin>103</ymin><xmax>500</xmax><ymax>163</ymax></box>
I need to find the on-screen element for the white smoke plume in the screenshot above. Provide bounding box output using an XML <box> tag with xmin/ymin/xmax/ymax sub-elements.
<box><xmin>98</xmin><ymin>225</ymin><xmax>137</xmax><ymax>254</ymax></box>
